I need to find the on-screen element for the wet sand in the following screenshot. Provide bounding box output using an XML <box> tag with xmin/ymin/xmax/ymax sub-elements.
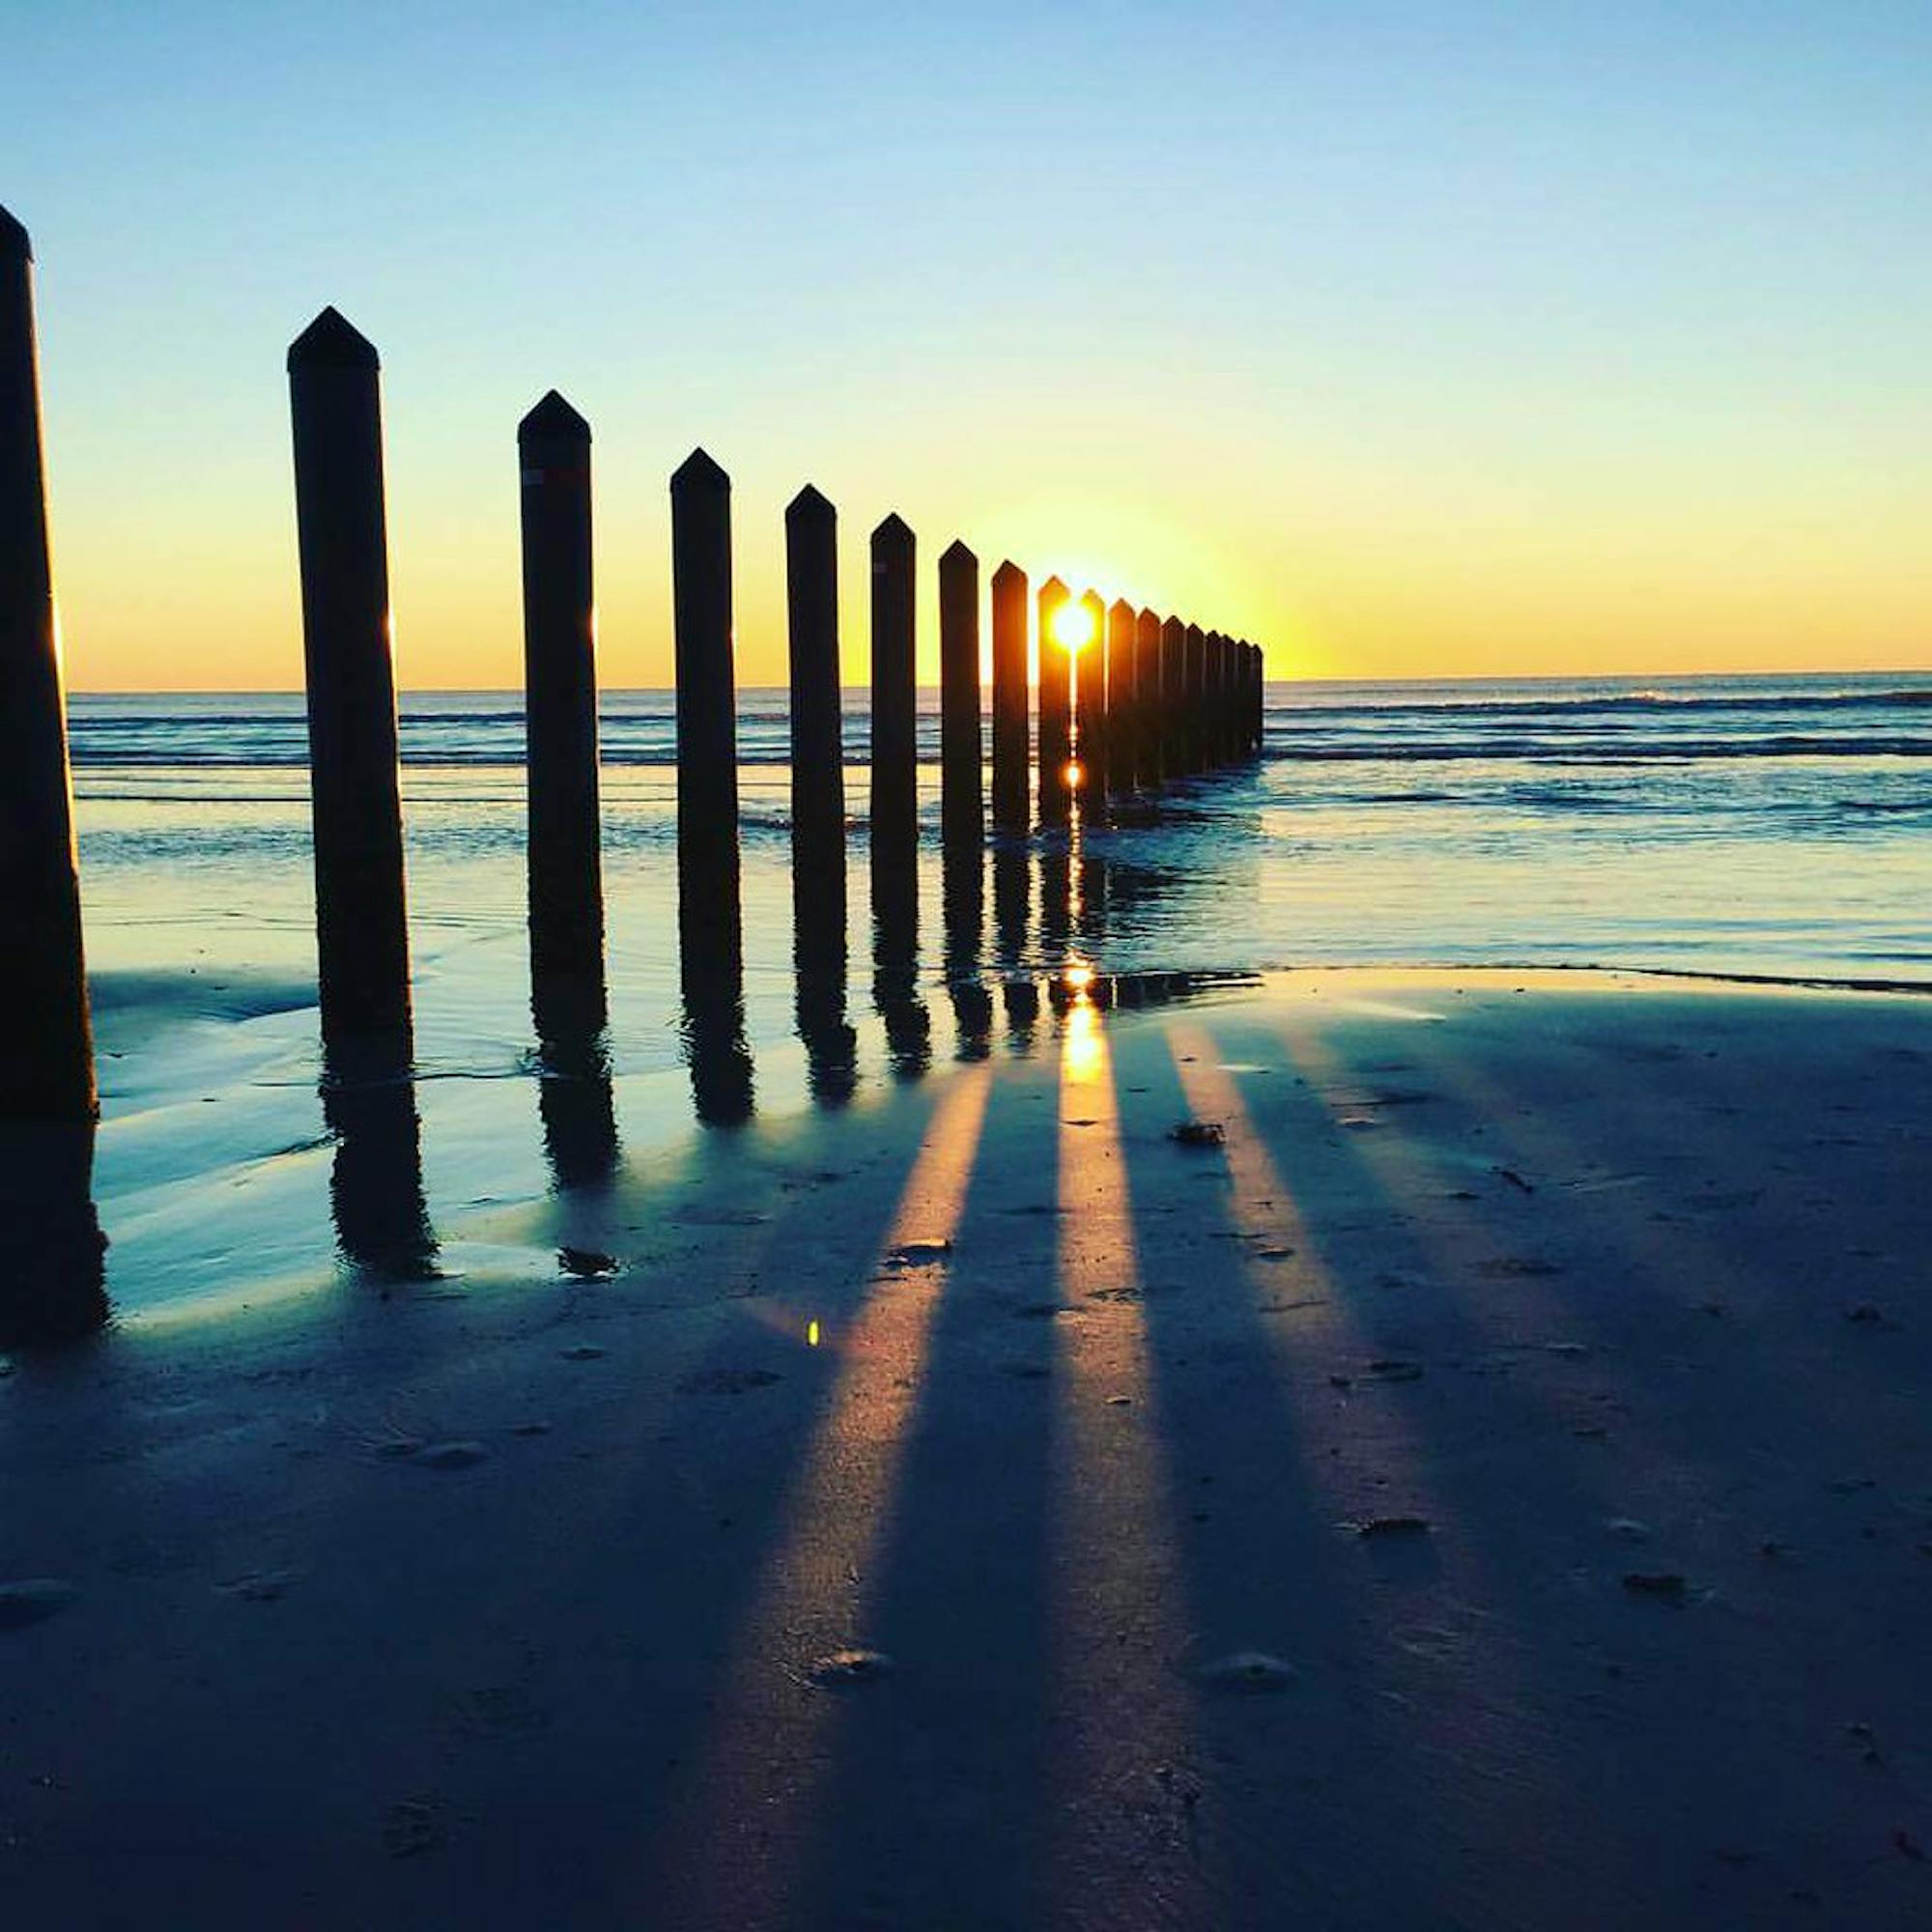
<box><xmin>4</xmin><ymin>970</ymin><xmax>1931</xmax><ymax>1928</ymax></box>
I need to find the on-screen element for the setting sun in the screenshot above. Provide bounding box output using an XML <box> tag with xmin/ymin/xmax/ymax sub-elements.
<box><xmin>1050</xmin><ymin>600</ymin><xmax>1096</xmax><ymax>655</ymax></box>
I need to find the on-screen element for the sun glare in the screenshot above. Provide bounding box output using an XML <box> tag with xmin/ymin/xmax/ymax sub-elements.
<box><xmin>1050</xmin><ymin>600</ymin><xmax>1096</xmax><ymax>654</ymax></box>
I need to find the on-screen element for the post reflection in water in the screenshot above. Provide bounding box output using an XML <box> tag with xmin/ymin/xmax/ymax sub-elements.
<box><xmin>321</xmin><ymin>1036</ymin><xmax>439</xmax><ymax>1282</ymax></box>
<box><xmin>680</xmin><ymin>914</ymin><xmax>755</xmax><ymax>1128</ymax></box>
<box><xmin>870</xmin><ymin>859</ymin><xmax>931</xmax><ymax>1081</ymax></box>
<box><xmin>991</xmin><ymin>836</ymin><xmax>1029</xmax><ymax>974</ymax></box>
<box><xmin>942</xmin><ymin>837</ymin><xmax>993</xmax><ymax>1062</ymax></box>
<box><xmin>0</xmin><ymin>1121</ymin><xmax>107</xmax><ymax>1346</ymax></box>
<box><xmin>794</xmin><ymin>893</ymin><xmax>858</xmax><ymax>1107</ymax></box>
<box><xmin>531</xmin><ymin>973</ymin><xmax>620</xmax><ymax>1192</ymax></box>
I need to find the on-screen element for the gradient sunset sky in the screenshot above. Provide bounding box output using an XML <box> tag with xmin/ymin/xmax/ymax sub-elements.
<box><xmin>8</xmin><ymin>1</ymin><xmax>1931</xmax><ymax>690</ymax></box>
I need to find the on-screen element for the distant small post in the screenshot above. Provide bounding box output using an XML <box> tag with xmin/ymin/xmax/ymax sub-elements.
<box><xmin>1075</xmin><ymin>587</ymin><xmax>1106</xmax><ymax>812</ymax></box>
<box><xmin>990</xmin><ymin>560</ymin><xmax>1030</xmax><ymax>830</ymax></box>
<box><xmin>288</xmin><ymin>306</ymin><xmax>412</xmax><ymax>1048</ymax></box>
<box><xmin>670</xmin><ymin>448</ymin><xmax>740</xmax><ymax>951</ymax></box>
<box><xmin>1183</xmin><ymin>622</ymin><xmax>1206</xmax><ymax>773</ymax></box>
<box><xmin>519</xmin><ymin>390</ymin><xmax>603</xmax><ymax>1025</ymax></box>
<box><xmin>1037</xmin><ymin>576</ymin><xmax>1073</xmax><ymax>825</ymax></box>
<box><xmin>0</xmin><ymin>204</ymin><xmax>104</xmax><ymax>1342</ymax></box>
<box><xmin>939</xmin><ymin>539</ymin><xmax>982</xmax><ymax>850</ymax></box>
<box><xmin>870</xmin><ymin>514</ymin><xmax>919</xmax><ymax>885</ymax></box>
<box><xmin>1157</xmin><ymin>616</ymin><xmax>1184</xmax><ymax>781</ymax></box>
<box><xmin>785</xmin><ymin>485</ymin><xmax>844</xmax><ymax>916</ymax></box>
<box><xmin>1106</xmin><ymin>598</ymin><xmax>1136</xmax><ymax>797</ymax></box>
<box><xmin>1135</xmin><ymin>607</ymin><xmax>1162</xmax><ymax>787</ymax></box>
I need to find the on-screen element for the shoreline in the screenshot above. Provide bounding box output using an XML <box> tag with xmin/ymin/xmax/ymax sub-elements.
<box><xmin>5</xmin><ymin>970</ymin><xmax>1931</xmax><ymax>1925</ymax></box>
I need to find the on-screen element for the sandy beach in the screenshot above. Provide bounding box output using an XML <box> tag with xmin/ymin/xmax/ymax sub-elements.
<box><xmin>3</xmin><ymin>968</ymin><xmax>1928</xmax><ymax>1927</ymax></box>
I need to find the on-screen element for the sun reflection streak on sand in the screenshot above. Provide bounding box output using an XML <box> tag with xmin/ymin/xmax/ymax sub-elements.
<box><xmin>1043</xmin><ymin>993</ymin><xmax>1203</xmax><ymax>1916</ymax></box>
<box><xmin>645</xmin><ymin>1061</ymin><xmax>992</xmax><ymax>1922</ymax></box>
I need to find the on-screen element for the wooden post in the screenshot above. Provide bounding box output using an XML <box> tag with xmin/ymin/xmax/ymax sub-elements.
<box><xmin>939</xmin><ymin>539</ymin><xmax>982</xmax><ymax>850</ymax></box>
<box><xmin>1206</xmin><ymin>631</ymin><xmax>1227</xmax><ymax>766</ymax></box>
<box><xmin>1037</xmin><ymin>576</ymin><xmax>1073</xmax><ymax>825</ymax></box>
<box><xmin>989</xmin><ymin>559</ymin><xmax>1030</xmax><ymax>830</ymax></box>
<box><xmin>670</xmin><ymin>448</ymin><xmax>740</xmax><ymax>952</ymax></box>
<box><xmin>1182</xmin><ymin>622</ymin><xmax>1206</xmax><ymax>773</ymax></box>
<box><xmin>785</xmin><ymin>485</ymin><xmax>844</xmax><ymax>920</ymax></box>
<box><xmin>288</xmin><ymin>306</ymin><xmax>411</xmax><ymax>1048</ymax></box>
<box><xmin>1248</xmin><ymin>641</ymin><xmax>1264</xmax><ymax>756</ymax></box>
<box><xmin>0</xmin><ymin>205</ymin><xmax>104</xmax><ymax>1342</ymax></box>
<box><xmin>1134</xmin><ymin>606</ymin><xmax>1162</xmax><ymax>788</ymax></box>
<box><xmin>519</xmin><ymin>390</ymin><xmax>603</xmax><ymax>1027</ymax></box>
<box><xmin>1107</xmin><ymin>597</ymin><xmax>1136</xmax><ymax>796</ymax></box>
<box><xmin>869</xmin><ymin>513</ymin><xmax>918</xmax><ymax>885</ymax></box>
<box><xmin>1075</xmin><ymin>586</ymin><xmax>1106</xmax><ymax>812</ymax></box>
<box><xmin>1158</xmin><ymin>615</ymin><xmax>1184</xmax><ymax>783</ymax></box>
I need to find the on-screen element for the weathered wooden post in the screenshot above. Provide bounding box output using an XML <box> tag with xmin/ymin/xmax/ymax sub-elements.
<box><xmin>670</xmin><ymin>448</ymin><xmax>740</xmax><ymax>952</ymax></box>
<box><xmin>870</xmin><ymin>514</ymin><xmax>918</xmax><ymax>886</ymax></box>
<box><xmin>990</xmin><ymin>559</ymin><xmax>1030</xmax><ymax>830</ymax></box>
<box><xmin>1037</xmin><ymin>576</ymin><xmax>1073</xmax><ymax>825</ymax></box>
<box><xmin>289</xmin><ymin>306</ymin><xmax>412</xmax><ymax>1048</ymax></box>
<box><xmin>0</xmin><ymin>206</ymin><xmax>104</xmax><ymax>1342</ymax></box>
<box><xmin>939</xmin><ymin>539</ymin><xmax>982</xmax><ymax>850</ymax></box>
<box><xmin>1107</xmin><ymin>597</ymin><xmax>1136</xmax><ymax>796</ymax></box>
<box><xmin>1158</xmin><ymin>615</ymin><xmax>1184</xmax><ymax>782</ymax></box>
<box><xmin>1206</xmin><ymin>631</ymin><xmax>1228</xmax><ymax>766</ymax></box>
<box><xmin>1135</xmin><ymin>606</ymin><xmax>1162</xmax><ymax>788</ymax></box>
<box><xmin>1183</xmin><ymin>622</ymin><xmax>1206</xmax><ymax>773</ymax></box>
<box><xmin>1075</xmin><ymin>586</ymin><xmax>1106</xmax><ymax>811</ymax></box>
<box><xmin>785</xmin><ymin>485</ymin><xmax>844</xmax><ymax>919</ymax></box>
<box><xmin>519</xmin><ymin>390</ymin><xmax>603</xmax><ymax>1031</ymax></box>
<box><xmin>1248</xmin><ymin>642</ymin><xmax>1264</xmax><ymax>756</ymax></box>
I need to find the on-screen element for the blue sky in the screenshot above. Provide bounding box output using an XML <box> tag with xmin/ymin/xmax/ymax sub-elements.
<box><xmin>7</xmin><ymin>1</ymin><xmax>1931</xmax><ymax>685</ymax></box>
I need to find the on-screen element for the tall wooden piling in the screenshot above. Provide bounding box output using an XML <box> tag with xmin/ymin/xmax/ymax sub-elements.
<box><xmin>1075</xmin><ymin>587</ymin><xmax>1107</xmax><ymax>810</ymax></box>
<box><xmin>1107</xmin><ymin>598</ymin><xmax>1137</xmax><ymax>795</ymax></box>
<box><xmin>1135</xmin><ymin>607</ymin><xmax>1162</xmax><ymax>787</ymax></box>
<box><xmin>519</xmin><ymin>390</ymin><xmax>602</xmax><ymax>1023</ymax></box>
<box><xmin>288</xmin><ymin>306</ymin><xmax>411</xmax><ymax>1047</ymax></box>
<box><xmin>670</xmin><ymin>448</ymin><xmax>740</xmax><ymax>950</ymax></box>
<box><xmin>939</xmin><ymin>539</ymin><xmax>982</xmax><ymax>850</ymax></box>
<box><xmin>0</xmin><ymin>204</ymin><xmax>104</xmax><ymax>1341</ymax></box>
<box><xmin>1037</xmin><ymin>576</ymin><xmax>1073</xmax><ymax>825</ymax></box>
<box><xmin>869</xmin><ymin>514</ymin><xmax>918</xmax><ymax>883</ymax></box>
<box><xmin>785</xmin><ymin>485</ymin><xmax>844</xmax><ymax>914</ymax></box>
<box><xmin>1207</xmin><ymin>631</ymin><xmax>1228</xmax><ymax>766</ymax></box>
<box><xmin>990</xmin><ymin>560</ymin><xmax>1030</xmax><ymax>830</ymax></box>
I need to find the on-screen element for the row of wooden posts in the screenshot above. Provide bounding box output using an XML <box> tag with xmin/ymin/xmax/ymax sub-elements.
<box><xmin>1</xmin><ymin>202</ymin><xmax>1264</xmax><ymax>1331</ymax></box>
<box><xmin>300</xmin><ymin>309</ymin><xmax>1264</xmax><ymax>1047</ymax></box>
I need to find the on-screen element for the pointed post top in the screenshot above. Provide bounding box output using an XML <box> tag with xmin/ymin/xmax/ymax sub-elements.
<box><xmin>786</xmin><ymin>482</ymin><xmax>834</xmax><ymax>522</ymax></box>
<box><xmin>1039</xmin><ymin>575</ymin><xmax>1069</xmax><ymax>602</ymax></box>
<box><xmin>1079</xmin><ymin>587</ymin><xmax>1104</xmax><ymax>615</ymax></box>
<box><xmin>287</xmin><ymin>306</ymin><xmax>379</xmax><ymax>373</ymax></box>
<box><xmin>1161</xmin><ymin>614</ymin><xmax>1183</xmax><ymax>636</ymax></box>
<box><xmin>671</xmin><ymin>446</ymin><xmax>729</xmax><ymax>493</ymax></box>
<box><xmin>518</xmin><ymin>389</ymin><xmax>589</xmax><ymax>442</ymax></box>
<box><xmin>940</xmin><ymin>538</ymin><xmax>977</xmax><ymax>569</ymax></box>
<box><xmin>1139</xmin><ymin>606</ymin><xmax>1161</xmax><ymax>629</ymax></box>
<box><xmin>992</xmin><ymin>558</ymin><xmax>1028</xmax><ymax>589</ymax></box>
<box><xmin>871</xmin><ymin>511</ymin><xmax>914</xmax><ymax>548</ymax></box>
<box><xmin>1109</xmin><ymin>596</ymin><xmax>1135</xmax><ymax>620</ymax></box>
<box><xmin>0</xmin><ymin>205</ymin><xmax>31</xmax><ymax>263</ymax></box>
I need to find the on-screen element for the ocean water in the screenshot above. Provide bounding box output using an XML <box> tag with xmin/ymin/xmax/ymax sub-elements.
<box><xmin>58</xmin><ymin>671</ymin><xmax>1932</xmax><ymax>1317</ymax></box>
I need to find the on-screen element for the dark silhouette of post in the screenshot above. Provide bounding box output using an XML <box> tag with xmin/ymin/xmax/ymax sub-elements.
<box><xmin>990</xmin><ymin>560</ymin><xmax>1030</xmax><ymax>830</ymax></box>
<box><xmin>323</xmin><ymin>1041</ymin><xmax>438</xmax><ymax>1281</ymax></box>
<box><xmin>1158</xmin><ymin>616</ymin><xmax>1184</xmax><ymax>783</ymax></box>
<box><xmin>1037</xmin><ymin>576</ymin><xmax>1073</xmax><ymax>825</ymax></box>
<box><xmin>1135</xmin><ymin>607</ymin><xmax>1162</xmax><ymax>787</ymax></box>
<box><xmin>1106</xmin><ymin>598</ymin><xmax>1136</xmax><ymax>796</ymax></box>
<box><xmin>785</xmin><ymin>485</ymin><xmax>844</xmax><ymax>920</ymax></box>
<box><xmin>1183</xmin><ymin>623</ymin><xmax>1206</xmax><ymax>773</ymax></box>
<box><xmin>1206</xmin><ymin>631</ymin><xmax>1227</xmax><ymax>766</ymax></box>
<box><xmin>670</xmin><ymin>449</ymin><xmax>740</xmax><ymax>952</ymax></box>
<box><xmin>869</xmin><ymin>514</ymin><xmax>918</xmax><ymax>886</ymax></box>
<box><xmin>1074</xmin><ymin>587</ymin><xmax>1106</xmax><ymax>812</ymax></box>
<box><xmin>1248</xmin><ymin>641</ymin><xmax>1264</xmax><ymax>756</ymax></box>
<box><xmin>0</xmin><ymin>205</ymin><xmax>104</xmax><ymax>1343</ymax></box>
<box><xmin>519</xmin><ymin>391</ymin><xmax>603</xmax><ymax>1027</ymax></box>
<box><xmin>939</xmin><ymin>539</ymin><xmax>981</xmax><ymax>850</ymax></box>
<box><xmin>288</xmin><ymin>306</ymin><xmax>411</xmax><ymax>1049</ymax></box>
